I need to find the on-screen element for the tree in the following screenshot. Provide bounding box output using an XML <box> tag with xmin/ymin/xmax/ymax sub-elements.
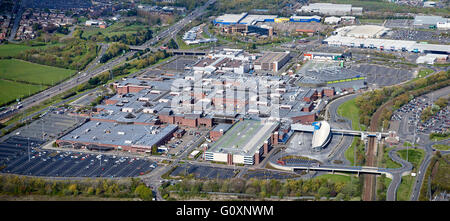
<box><xmin>135</xmin><ymin>184</ymin><xmax>153</xmax><ymax>200</ymax></box>
<box><xmin>167</xmin><ymin>38</ymin><xmax>178</xmax><ymax>49</ymax></box>
<box><xmin>68</xmin><ymin>184</ymin><xmax>78</xmax><ymax>195</ymax></box>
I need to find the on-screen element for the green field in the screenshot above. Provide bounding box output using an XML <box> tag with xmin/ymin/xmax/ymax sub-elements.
<box><xmin>314</xmin><ymin>174</ymin><xmax>354</xmax><ymax>183</ymax></box>
<box><xmin>417</xmin><ymin>68</ymin><xmax>434</xmax><ymax>78</ymax></box>
<box><xmin>82</xmin><ymin>22</ymin><xmax>150</xmax><ymax>39</ymax></box>
<box><xmin>382</xmin><ymin>147</ymin><xmax>402</xmax><ymax>169</ymax></box>
<box><xmin>430</xmin><ymin>133</ymin><xmax>450</xmax><ymax>141</ymax></box>
<box><xmin>337</xmin><ymin>98</ymin><xmax>365</xmax><ymax>131</ymax></box>
<box><xmin>0</xmin><ymin>79</ymin><xmax>44</xmax><ymax>106</ymax></box>
<box><xmin>397</xmin><ymin>149</ymin><xmax>425</xmax><ymax>170</ymax></box>
<box><xmin>338</xmin><ymin>98</ymin><xmax>366</xmax><ymax>165</ymax></box>
<box><xmin>432</xmin><ymin>144</ymin><xmax>450</xmax><ymax>150</ymax></box>
<box><xmin>359</xmin><ymin>18</ymin><xmax>385</xmax><ymax>24</ymax></box>
<box><xmin>397</xmin><ymin>175</ymin><xmax>414</xmax><ymax>201</ymax></box>
<box><xmin>0</xmin><ymin>43</ymin><xmax>64</xmax><ymax>57</ymax></box>
<box><xmin>0</xmin><ymin>59</ymin><xmax>75</xmax><ymax>85</ymax></box>
<box><xmin>395</xmin><ymin>149</ymin><xmax>424</xmax><ymax>200</ymax></box>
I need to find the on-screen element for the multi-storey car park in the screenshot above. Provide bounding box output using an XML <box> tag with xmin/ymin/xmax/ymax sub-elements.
<box><xmin>205</xmin><ymin>119</ymin><xmax>279</xmax><ymax>165</ymax></box>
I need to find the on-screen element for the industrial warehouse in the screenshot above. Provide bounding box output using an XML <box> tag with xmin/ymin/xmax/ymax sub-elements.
<box><xmin>298</xmin><ymin>3</ymin><xmax>363</xmax><ymax>16</ymax></box>
<box><xmin>324</xmin><ymin>25</ymin><xmax>450</xmax><ymax>54</ymax></box>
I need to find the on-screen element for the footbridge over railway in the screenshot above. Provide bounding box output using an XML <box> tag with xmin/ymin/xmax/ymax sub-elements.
<box><xmin>268</xmin><ymin>161</ymin><xmax>393</xmax><ymax>179</ymax></box>
<box><xmin>291</xmin><ymin>123</ymin><xmax>391</xmax><ymax>141</ymax></box>
<box><xmin>128</xmin><ymin>46</ymin><xmax>207</xmax><ymax>56</ymax></box>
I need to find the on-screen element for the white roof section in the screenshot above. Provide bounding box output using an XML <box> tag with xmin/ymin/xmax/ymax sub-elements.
<box><xmin>301</xmin><ymin>3</ymin><xmax>352</xmax><ymax>11</ymax></box>
<box><xmin>336</xmin><ymin>25</ymin><xmax>389</xmax><ymax>38</ymax></box>
<box><xmin>299</xmin><ymin>3</ymin><xmax>357</xmax><ymax>15</ymax></box>
<box><xmin>290</xmin><ymin>15</ymin><xmax>322</xmax><ymax>20</ymax></box>
<box><xmin>215</xmin><ymin>13</ymin><xmax>248</xmax><ymax>24</ymax></box>
<box><xmin>239</xmin><ymin>14</ymin><xmax>277</xmax><ymax>25</ymax></box>
<box><xmin>413</xmin><ymin>15</ymin><xmax>448</xmax><ymax>26</ymax></box>
<box><xmin>324</xmin><ymin>16</ymin><xmax>341</xmax><ymax>24</ymax></box>
<box><xmin>312</xmin><ymin>121</ymin><xmax>331</xmax><ymax>148</ymax></box>
<box><xmin>324</xmin><ymin>35</ymin><xmax>450</xmax><ymax>54</ymax></box>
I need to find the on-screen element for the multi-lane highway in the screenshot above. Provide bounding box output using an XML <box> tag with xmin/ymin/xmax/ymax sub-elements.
<box><xmin>138</xmin><ymin>0</ymin><xmax>216</xmax><ymax>49</ymax></box>
<box><xmin>1</xmin><ymin>0</ymin><xmax>216</xmax><ymax>130</ymax></box>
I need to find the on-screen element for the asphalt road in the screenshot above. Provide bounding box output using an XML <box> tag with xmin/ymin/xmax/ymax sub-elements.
<box><xmin>326</xmin><ymin>94</ymin><xmax>357</xmax><ymax>165</ymax></box>
<box><xmin>139</xmin><ymin>0</ymin><xmax>216</xmax><ymax>49</ymax></box>
<box><xmin>8</xmin><ymin>0</ymin><xmax>24</xmax><ymax>41</ymax></box>
<box><xmin>386</xmin><ymin>146</ymin><xmax>414</xmax><ymax>201</ymax></box>
<box><xmin>3</xmin><ymin>0</ymin><xmax>216</xmax><ymax>122</ymax></box>
<box><xmin>410</xmin><ymin>139</ymin><xmax>450</xmax><ymax>201</ymax></box>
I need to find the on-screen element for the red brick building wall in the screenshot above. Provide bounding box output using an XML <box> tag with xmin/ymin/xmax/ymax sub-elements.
<box><xmin>323</xmin><ymin>88</ymin><xmax>335</xmax><ymax>97</ymax></box>
<box><xmin>159</xmin><ymin>114</ymin><xmax>175</xmax><ymax>124</ymax></box>
<box><xmin>198</xmin><ymin>117</ymin><xmax>212</xmax><ymax>127</ymax></box>
<box><xmin>182</xmin><ymin>118</ymin><xmax>197</xmax><ymax>127</ymax></box>
<box><xmin>291</xmin><ymin>114</ymin><xmax>315</xmax><ymax>124</ymax></box>
<box><xmin>105</xmin><ymin>99</ymin><xmax>119</xmax><ymax>105</ymax></box>
<box><xmin>302</xmin><ymin>103</ymin><xmax>314</xmax><ymax>112</ymax></box>
<box><xmin>254</xmin><ymin>152</ymin><xmax>260</xmax><ymax>165</ymax></box>
<box><xmin>210</xmin><ymin>131</ymin><xmax>224</xmax><ymax>141</ymax></box>
<box><xmin>174</xmin><ymin>116</ymin><xmax>184</xmax><ymax>125</ymax></box>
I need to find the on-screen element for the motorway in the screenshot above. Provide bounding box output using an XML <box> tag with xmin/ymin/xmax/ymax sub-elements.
<box><xmin>138</xmin><ymin>0</ymin><xmax>216</xmax><ymax>49</ymax></box>
<box><xmin>1</xmin><ymin>0</ymin><xmax>217</xmax><ymax>134</ymax></box>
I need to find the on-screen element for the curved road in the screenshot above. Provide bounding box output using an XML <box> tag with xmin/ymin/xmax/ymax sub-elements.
<box><xmin>385</xmin><ymin>147</ymin><xmax>414</xmax><ymax>201</ymax></box>
<box><xmin>326</xmin><ymin>94</ymin><xmax>358</xmax><ymax>165</ymax></box>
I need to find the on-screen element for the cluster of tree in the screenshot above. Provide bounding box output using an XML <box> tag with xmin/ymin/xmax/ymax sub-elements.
<box><xmin>75</xmin><ymin>71</ymin><xmax>111</xmax><ymax>93</ymax></box>
<box><xmin>376</xmin><ymin>175</ymin><xmax>388</xmax><ymax>201</ymax></box>
<box><xmin>89</xmin><ymin>29</ymin><xmax>153</xmax><ymax>46</ymax></box>
<box><xmin>16</xmin><ymin>38</ymin><xmax>97</xmax><ymax>71</ymax></box>
<box><xmin>419</xmin><ymin>153</ymin><xmax>449</xmax><ymax>201</ymax></box>
<box><xmin>160</xmin><ymin>176</ymin><xmax>362</xmax><ymax>201</ymax></box>
<box><xmin>126</xmin><ymin>50</ymin><xmax>171</xmax><ymax>70</ymax></box>
<box><xmin>355</xmin><ymin>70</ymin><xmax>450</xmax><ymax>128</ymax></box>
<box><xmin>100</xmin><ymin>43</ymin><xmax>129</xmax><ymax>63</ymax></box>
<box><xmin>421</xmin><ymin>106</ymin><xmax>437</xmax><ymax>122</ymax></box>
<box><xmin>77</xmin><ymin>50</ymin><xmax>170</xmax><ymax>93</ymax></box>
<box><xmin>311</xmin><ymin>0</ymin><xmax>449</xmax><ymax>16</ymax></box>
<box><xmin>429</xmin><ymin>132</ymin><xmax>450</xmax><ymax>140</ymax></box>
<box><xmin>141</xmin><ymin>0</ymin><xmax>208</xmax><ymax>11</ymax></box>
<box><xmin>352</xmin><ymin>139</ymin><xmax>366</xmax><ymax>166</ymax></box>
<box><xmin>166</xmin><ymin>38</ymin><xmax>178</xmax><ymax>49</ymax></box>
<box><xmin>0</xmin><ymin>175</ymin><xmax>153</xmax><ymax>200</ymax></box>
<box><xmin>435</xmin><ymin>97</ymin><xmax>449</xmax><ymax>109</ymax></box>
<box><xmin>0</xmin><ymin>0</ymin><xmax>14</xmax><ymax>14</ymax></box>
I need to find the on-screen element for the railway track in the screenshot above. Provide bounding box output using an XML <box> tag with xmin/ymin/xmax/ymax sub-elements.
<box><xmin>362</xmin><ymin>137</ymin><xmax>376</xmax><ymax>201</ymax></box>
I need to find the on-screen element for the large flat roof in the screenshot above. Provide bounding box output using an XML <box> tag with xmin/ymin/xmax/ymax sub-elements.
<box><xmin>239</xmin><ymin>14</ymin><xmax>278</xmax><ymax>25</ymax></box>
<box><xmin>209</xmin><ymin>120</ymin><xmax>278</xmax><ymax>156</ymax></box>
<box><xmin>324</xmin><ymin>35</ymin><xmax>450</xmax><ymax>53</ymax></box>
<box><xmin>59</xmin><ymin>121</ymin><xmax>178</xmax><ymax>148</ymax></box>
<box><xmin>344</xmin><ymin>25</ymin><xmax>388</xmax><ymax>38</ymax></box>
<box><xmin>255</xmin><ymin>52</ymin><xmax>290</xmax><ymax>64</ymax></box>
<box><xmin>214</xmin><ymin>13</ymin><xmax>248</xmax><ymax>24</ymax></box>
<box><xmin>413</xmin><ymin>15</ymin><xmax>448</xmax><ymax>26</ymax></box>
